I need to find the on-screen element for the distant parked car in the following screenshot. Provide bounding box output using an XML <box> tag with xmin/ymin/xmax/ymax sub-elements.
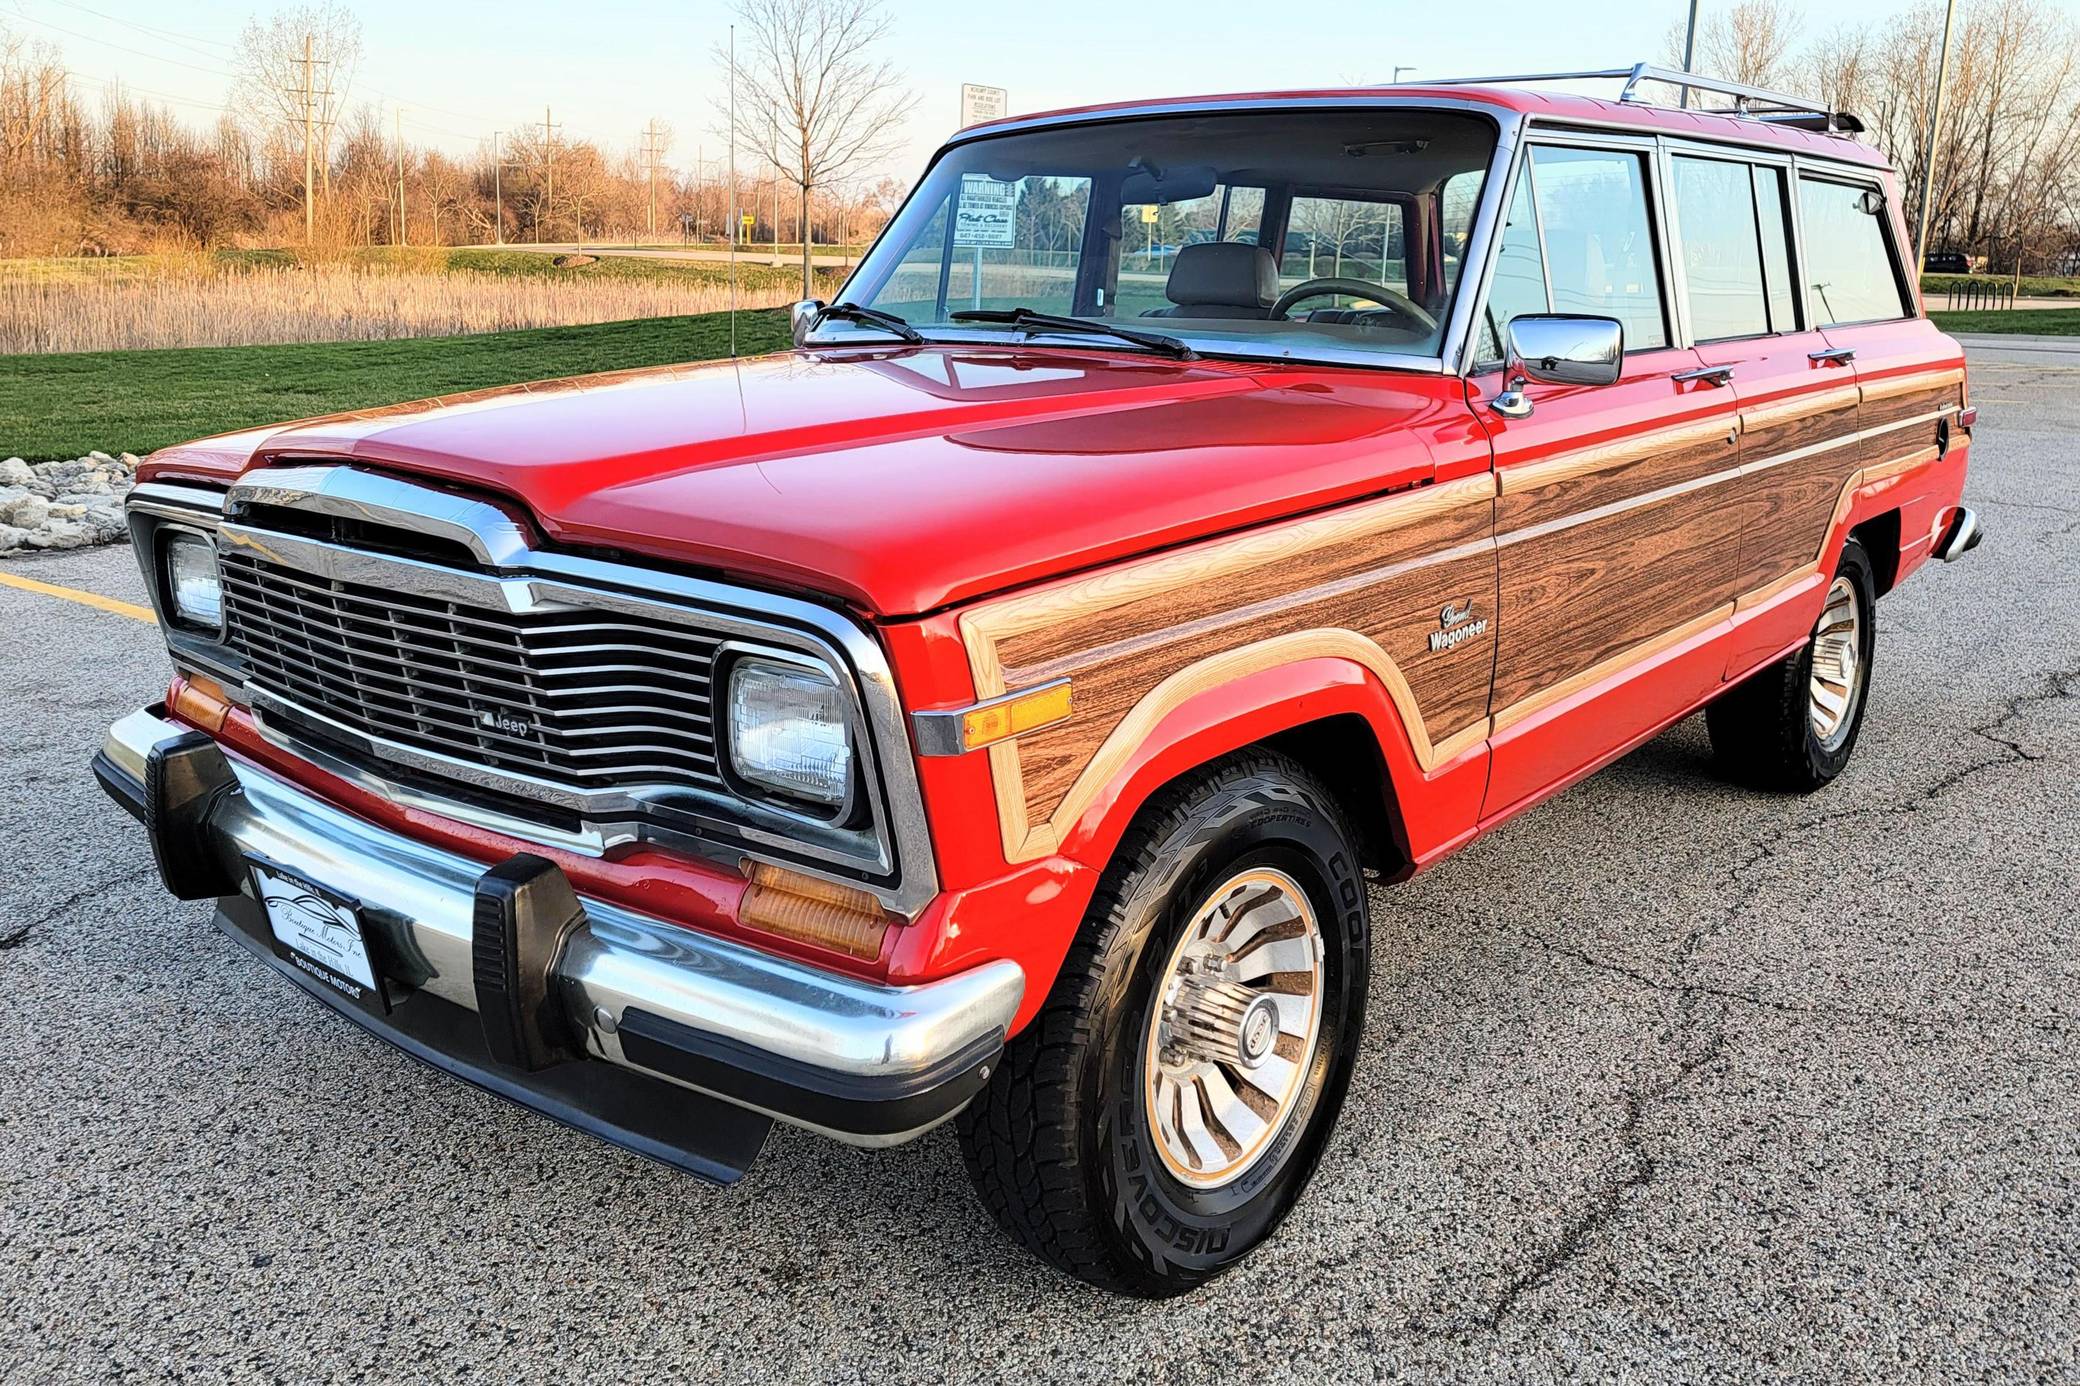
<box><xmin>1924</xmin><ymin>250</ymin><xmax>1972</xmax><ymax>274</ymax></box>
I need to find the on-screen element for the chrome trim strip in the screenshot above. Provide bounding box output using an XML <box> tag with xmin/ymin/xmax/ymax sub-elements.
<box><xmin>227</xmin><ymin>464</ymin><xmax>536</xmax><ymax>566</ymax></box>
<box><xmin>103</xmin><ymin>707</ymin><xmax>1024</xmax><ymax>1147</ymax></box>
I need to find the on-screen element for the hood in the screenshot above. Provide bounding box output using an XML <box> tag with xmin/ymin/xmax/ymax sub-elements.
<box><xmin>142</xmin><ymin>346</ymin><xmax>1466</xmax><ymax>617</ymax></box>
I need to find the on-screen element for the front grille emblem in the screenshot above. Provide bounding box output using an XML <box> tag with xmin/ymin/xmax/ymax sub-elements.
<box><xmin>479</xmin><ymin>707</ymin><xmax>536</xmax><ymax>738</ymax></box>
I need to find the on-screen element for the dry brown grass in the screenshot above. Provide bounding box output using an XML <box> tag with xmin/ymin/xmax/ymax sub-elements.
<box><xmin>0</xmin><ymin>256</ymin><xmax>823</xmax><ymax>354</ymax></box>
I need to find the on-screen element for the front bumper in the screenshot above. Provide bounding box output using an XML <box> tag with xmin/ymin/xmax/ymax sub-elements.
<box><xmin>94</xmin><ymin>706</ymin><xmax>1023</xmax><ymax>1182</ymax></box>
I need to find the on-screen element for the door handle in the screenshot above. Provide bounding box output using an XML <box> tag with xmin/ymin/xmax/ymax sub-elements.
<box><xmin>1672</xmin><ymin>365</ymin><xmax>1735</xmax><ymax>386</ymax></box>
<box><xmin>1809</xmin><ymin>347</ymin><xmax>1856</xmax><ymax>364</ymax></box>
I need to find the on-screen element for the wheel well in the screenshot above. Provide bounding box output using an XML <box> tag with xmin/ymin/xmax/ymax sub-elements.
<box><xmin>1257</xmin><ymin>715</ymin><xmax>1408</xmax><ymax>878</ymax></box>
<box><xmin>1850</xmin><ymin>509</ymin><xmax>1902</xmax><ymax>596</ymax></box>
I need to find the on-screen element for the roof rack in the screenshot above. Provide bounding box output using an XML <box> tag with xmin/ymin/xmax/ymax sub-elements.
<box><xmin>1395</xmin><ymin>62</ymin><xmax>1863</xmax><ymax>134</ymax></box>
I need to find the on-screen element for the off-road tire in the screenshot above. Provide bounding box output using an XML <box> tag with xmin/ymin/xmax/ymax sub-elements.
<box><xmin>1707</xmin><ymin>538</ymin><xmax>1878</xmax><ymax>792</ymax></box>
<box><xmin>955</xmin><ymin>751</ymin><xmax>1370</xmax><ymax>1296</ymax></box>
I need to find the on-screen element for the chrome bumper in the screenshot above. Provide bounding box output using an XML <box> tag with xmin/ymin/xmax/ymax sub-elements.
<box><xmin>95</xmin><ymin>706</ymin><xmax>1022</xmax><ymax>1175</ymax></box>
<box><xmin>1935</xmin><ymin>505</ymin><xmax>1983</xmax><ymax>562</ymax></box>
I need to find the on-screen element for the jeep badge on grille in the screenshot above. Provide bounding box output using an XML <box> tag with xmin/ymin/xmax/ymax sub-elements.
<box><xmin>478</xmin><ymin>708</ymin><xmax>535</xmax><ymax>738</ymax></box>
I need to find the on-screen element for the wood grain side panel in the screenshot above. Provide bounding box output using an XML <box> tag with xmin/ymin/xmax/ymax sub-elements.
<box><xmin>1498</xmin><ymin>427</ymin><xmax>1735</xmax><ymax>533</ymax></box>
<box><xmin>1492</xmin><ymin>481</ymin><xmax>1738</xmax><ymax>710</ymax></box>
<box><xmin>1007</xmin><ymin>542</ymin><xmax>1497</xmax><ymax>822</ymax></box>
<box><xmin>957</xmin><ymin>475</ymin><xmax>1499</xmax><ymax>862</ymax></box>
<box><xmin>1733</xmin><ymin>443</ymin><xmax>1864</xmax><ymax>593</ymax></box>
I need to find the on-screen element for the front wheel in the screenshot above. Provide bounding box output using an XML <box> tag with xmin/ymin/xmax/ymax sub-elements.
<box><xmin>1707</xmin><ymin>539</ymin><xmax>1878</xmax><ymax>791</ymax></box>
<box><xmin>956</xmin><ymin>752</ymin><xmax>1370</xmax><ymax>1296</ymax></box>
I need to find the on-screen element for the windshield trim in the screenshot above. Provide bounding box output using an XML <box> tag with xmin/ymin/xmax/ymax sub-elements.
<box><xmin>800</xmin><ymin>322</ymin><xmax>1453</xmax><ymax>375</ymax></box>
<box><xmin>831</xmin><ymin>98</ymin><xmax>1521</xmax><ymax>379</ymax></box>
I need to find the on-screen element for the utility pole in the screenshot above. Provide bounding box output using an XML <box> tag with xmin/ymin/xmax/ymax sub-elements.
<box><xmin>1680</xmin><ymin>0</ymin><xmax>1701</xmax><ymax>109</ymax></box>
<box><xmin>288</xmin><ymin>35</ymin><xmax>331</xmax><ymax>246</ymax></box>
<box><xmin>300</xmin><ymin>33</ymin><xmax>314</xmax><ymax>244</ymax></box>
<box><xmin>493</xmin><ymin>131</ymin><xmax>504</xmax><ymax>245</ymax></box>
<box><xmin>1914</xmin><ymin>0</ymin><xmax>1961</xmax><ymax>276</ymax></box>
<box><xmin>728</xmin><ymin>24</ymin><xmax>738</xmax><ymax>357</ymax></box>
<box><xmin>640</xmin><ymin>119</ymin><xmax>665</xmax><ymax>240</ymax></box>
<box><xmin>394</xmin><ymin>108</ymin><xmax>406</xmax><ymax>247</ymax></box>
<box><xmin>538</xmin><ymin>106</ymin><xmax>560</xmax><ymax>245</ymax></box>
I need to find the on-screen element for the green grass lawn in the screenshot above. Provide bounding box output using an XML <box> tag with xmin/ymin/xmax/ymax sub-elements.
<box><xmin>1929</xmin><ymin>307</ymin><xmax>2080</xmax><ymax>335</ymax></box>
<box><xmin>1922</xmin><ymin>273</ymin><xmax>2080</xmax><ymax>299</ymax></box>
<box><xmin>1</xmin><ymin>309</ymin><xmax>789</xmax><ymax>462</ymax></box>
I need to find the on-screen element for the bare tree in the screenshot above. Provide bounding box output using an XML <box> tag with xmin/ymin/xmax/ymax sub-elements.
<box><xmin>1668</xmin><ymin>0</ymin><xmax>1803</xmax><ymax>87</ymax></box>
<box><xmin>234</xmin><ymin>3</ymin><xmax>362</xmax><ymax>239</ymax></box>
<box><xmin>718</xmin><ymin>0</ymin><xmax>917</xmax><ymax>296</ymax></box>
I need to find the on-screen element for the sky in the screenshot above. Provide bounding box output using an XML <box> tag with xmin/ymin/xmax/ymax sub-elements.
<box><xmin>8</xmin><ymin>0</ymin><xmax>2072</xmax><ymax>186</ymax></box>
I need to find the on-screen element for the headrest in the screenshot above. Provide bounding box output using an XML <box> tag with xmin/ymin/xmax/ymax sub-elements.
<box><xmin>1164</xmin><ymin>242</ymin><xmax>1279</xmax><ymax>308</ymax></box>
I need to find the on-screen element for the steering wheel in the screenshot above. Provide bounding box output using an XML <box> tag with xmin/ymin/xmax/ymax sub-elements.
<box><xmin>1269</xmin><ymin>277</ymin><xmax>1438</xmax><ymax>333</ymax></box>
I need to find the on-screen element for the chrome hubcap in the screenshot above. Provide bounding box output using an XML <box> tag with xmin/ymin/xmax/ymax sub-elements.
<box><xmin>1808</xmin><ymin>575</ymin><xmax>1864</xmax><ymax>750</ymax></box>
<box><xmin>1144</xmin><ymin>867</ymin><xmax>1324</xmax><ymax>1190</ymax></box>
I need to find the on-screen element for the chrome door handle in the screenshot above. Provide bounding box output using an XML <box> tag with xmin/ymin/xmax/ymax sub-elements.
<box><xmin>1672</xmin><ymin>365</ymin><xmax>1734</xmax><ymax>386</ymax></box>
<box><xmin>1809</xmin><ymin>347</ymin><xmax>1856</xmax><ymax>364</ymax></box>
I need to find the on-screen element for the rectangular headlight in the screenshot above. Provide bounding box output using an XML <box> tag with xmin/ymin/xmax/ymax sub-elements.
<box><xmin>163</xmin><ymin>531</ymin><xmax>222</xmax><ymax>633</ymax></box>
<box><xmin>727</xmin><ymin>656</ymin><xmax>853</xmax><ymax>809</ymax></box>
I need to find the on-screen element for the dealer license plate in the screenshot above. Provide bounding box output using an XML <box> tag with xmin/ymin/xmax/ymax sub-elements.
<box><xmin>252</xmin><ymin>863</ymin><xmax>386</xmax><ymax>1013</ymax></box>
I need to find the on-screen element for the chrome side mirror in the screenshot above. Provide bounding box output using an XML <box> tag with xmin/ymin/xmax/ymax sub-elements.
<box><xmin>1491</xmin><ymin>314</ymin><xmax>1624</xmax><ymax>419</ymax></box>
<box><xmin>790</xmin><ymin>299</ymin><xmax>825</xmax><ymax>347</ymax></box>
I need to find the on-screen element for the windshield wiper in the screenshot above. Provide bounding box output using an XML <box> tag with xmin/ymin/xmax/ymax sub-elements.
<box><xmin>949</xmin><ymin>308</ymin><xmax>1198</xmax><ymax>360</ymax></box>
<box><xmin>812</xmin><ymin>301</ymin><xmax>925</xmax><ymax>343</ymax></box>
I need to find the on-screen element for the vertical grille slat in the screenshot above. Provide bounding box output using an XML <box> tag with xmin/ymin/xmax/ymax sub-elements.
<box><xmin>220</xmin><ymin>549</ymin><xmax>724</xmax><ymax>793</ymax></box>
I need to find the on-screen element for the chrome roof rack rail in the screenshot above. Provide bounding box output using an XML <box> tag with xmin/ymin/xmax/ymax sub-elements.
<box><xmin>1390</xmin><ymin>62</ymin><xmax>1861</xmax><ymax>133</ymax></box>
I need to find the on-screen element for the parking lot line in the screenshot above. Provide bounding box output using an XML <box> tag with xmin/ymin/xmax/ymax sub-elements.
<box><xmin>0</xmin><ymin>568</ymin><xmax>157</xmax><ymax>623</ymax></box>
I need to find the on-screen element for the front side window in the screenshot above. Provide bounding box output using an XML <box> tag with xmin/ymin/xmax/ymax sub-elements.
<box><xmin>833</xmin><ymin>108</ymin><xmax>1498</xmax><ymax>364</ymax></box>
<box><xmin>1798</xmin><ymin>175</ymin><xmax>1911</xmax><ymax>326</ymax></box>
<box><xmin>1671</xmin><ymin>155</ymin><xmax>1770</xmax><ymax>341</ymax></box>
<box><xmin>1527</xmin><ymin>145</ymin><xmax>1668</xmax><ymax>351</ymax></box>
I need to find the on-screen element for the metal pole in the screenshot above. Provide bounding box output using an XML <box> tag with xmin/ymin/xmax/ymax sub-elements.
<box><xmin>302</xmin><ymin>33</ymin><xmax>315</xmax><ymax>245</ymax></box>
<box><xmin>1914</xmin><ymin>0</ymin><xmax>1960</xmax><ymax>276</ymax></box>
<box><xmin>1681</xmin><ymin>0</ymin><xmax>1701</xmax><ymax>109</ymax></box>
<box><xmin>395</xmin><ymin>108</ymin><xmax>405</xmax><ymax>247</ymax></box>
<box><xmin>728</xmin><ymin>24</ymin><xmax>738</xmax><ymax>358</ymax></box>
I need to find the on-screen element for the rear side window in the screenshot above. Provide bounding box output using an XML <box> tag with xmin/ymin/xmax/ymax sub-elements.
<box><xmin>1671</xmin><ymin>155</ymin><xmax>1770</xmax><ymax>341</ymax></box>
<box><xmin>1797</xmin><ymin>176</ymin><xmax>1911</xmax><ymax>325</ymax></box>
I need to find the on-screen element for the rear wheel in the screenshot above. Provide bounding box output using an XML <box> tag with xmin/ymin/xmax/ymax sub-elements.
<box><xmin>956</xmin><ymin>751</ymin><xmax>1369</xmax><ymax>1296</ymax></box>
<box><xmin>1707</xmin><ymin>539</ymin><xmax>1878</xmax><ymax>792</ymax></box>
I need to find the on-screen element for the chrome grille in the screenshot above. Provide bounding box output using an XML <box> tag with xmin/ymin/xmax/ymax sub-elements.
<box><xmin>218</xmin><ymin>549</ymin><xmax>723</xmax><ymax>794</ymax></box>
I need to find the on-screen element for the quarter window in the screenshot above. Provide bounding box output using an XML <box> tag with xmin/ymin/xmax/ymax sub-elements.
<box><xmin>1671</xmin><ymin>155</ymin><xmax>1770</xmax><ymax>341</ymax></box>
<box><xmin>1476</xmin><ymin>161</ymin><xmax>1550</xmax><ymax>361</ymax></box>
<box><xmin>1797</xmin><ymin>176</ymin><xmax>1911</xmax><ymax>325</ymax></box>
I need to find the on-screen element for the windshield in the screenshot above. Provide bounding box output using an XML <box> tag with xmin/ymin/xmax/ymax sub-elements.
<box><xmin>827</xmin><ymin>107</ymin><xmax>1498</xmax><ymax>365</ymax></box>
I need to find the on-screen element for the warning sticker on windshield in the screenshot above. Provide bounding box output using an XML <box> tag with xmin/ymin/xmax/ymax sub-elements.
<box><xmin>954</xmin><ymin>175</ymin><xmax>1019</xmax><ymax>247</ymax></box>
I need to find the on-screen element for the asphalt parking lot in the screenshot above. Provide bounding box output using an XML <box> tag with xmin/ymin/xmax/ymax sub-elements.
<box><xmin>1</xmin><ymin>341</ymin><xmax>2074</xmax><ymax>1382</ymax></box>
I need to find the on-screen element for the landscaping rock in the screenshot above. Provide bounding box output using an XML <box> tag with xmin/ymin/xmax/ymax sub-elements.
<box><xmin>0</xmin><ymin>452</ymin><xmax>138</xmax><ymax>554</ymax></box>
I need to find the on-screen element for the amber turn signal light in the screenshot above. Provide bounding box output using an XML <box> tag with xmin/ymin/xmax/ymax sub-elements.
<box><xmin>170</xmin><ymin>673</ymin><xmax>232</xmax><ymax>734</ymax></box>
<box><xmin>739</xmin><ymin>861</ymin><xmax>891</xmax><ymax>961</ymax></box>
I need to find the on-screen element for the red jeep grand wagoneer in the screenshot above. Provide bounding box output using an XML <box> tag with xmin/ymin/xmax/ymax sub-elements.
<box><xmin>97</xmin><ymin>65</ymin><xmax>1980</xmax><ymax>1295</ymax></box>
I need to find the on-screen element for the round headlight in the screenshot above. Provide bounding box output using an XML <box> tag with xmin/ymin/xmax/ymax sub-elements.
<box><xmin>727</xmin><ymin>656</ymin><xmax>853</xmax><ymax>809</ymax></box>
<box><xmin>163</xmin><ymin>531</ymin><xmax>223</xmax><ymax>633</ymax></box>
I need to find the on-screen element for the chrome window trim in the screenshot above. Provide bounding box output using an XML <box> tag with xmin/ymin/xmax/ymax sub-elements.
<box><xmin>128</xmin><ymin>471</ymin><xmax>941</xmax><ymax>917</ymax></box>
<box><xmin>836</xmin><ymin>97</ymin><xmax>1526</xmax><ymax>379</ymax></box>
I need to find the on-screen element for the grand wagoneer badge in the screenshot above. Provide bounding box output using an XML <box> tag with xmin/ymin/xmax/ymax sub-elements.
<box><xmin>1429</xmin><ymin>600</ymin><xmax>1488</xmax><ymax>653</ymax></box>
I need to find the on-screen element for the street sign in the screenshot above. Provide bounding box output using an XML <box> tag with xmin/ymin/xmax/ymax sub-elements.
<box><xmin>954</xmin><ymin>173</ymin><xmax>1018</xmax><ymax>247</ymax></box>
<box><xmin>960</xmin><ymin>83</ymin><xmax>1007</xmax><ymax>128</ymax></box>
<box><xmin>1140</xmin><ymin>205</ymin><xmax>1160</xmax><ymax>224</ymax></box>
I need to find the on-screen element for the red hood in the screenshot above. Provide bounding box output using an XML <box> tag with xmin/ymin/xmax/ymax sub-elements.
<box><xmin>142</xmin><ymin>346</ymin><xmax>1468</xmax><ymax>616</ymax></box>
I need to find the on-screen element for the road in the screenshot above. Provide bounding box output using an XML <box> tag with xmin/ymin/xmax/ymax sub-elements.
<box><xmin>1</xmin><ymin>343</ymin><xmax>2073</xmax><ymax>1382</ymax></box>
